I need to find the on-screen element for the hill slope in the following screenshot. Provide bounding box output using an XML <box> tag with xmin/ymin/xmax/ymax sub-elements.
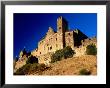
<box><xmin>30</xmin><ymin>55</ymin><xmax>97</xmax><ymax>75</ymax></box>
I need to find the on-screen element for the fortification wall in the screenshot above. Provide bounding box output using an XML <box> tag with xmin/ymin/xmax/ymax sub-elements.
<box><xmin>57</xmin><ymin>33</ymin><xmax>64</xmax><ymax>50</ymax></box>
<box><xmin>74</xmin><ymin>37</ymin><xmax>97</xmax><ymax>57</ymax></box>
<box><xmin>74</xmin><ymin>46</ymin><xmax>86</xmax><ymax>57</ymax></box>
<box><xmin>81</xmin><ymin>37</ymin><xmax>97</xmax><ymax>47</ymax></box>
<box><xmin>37</xmin><ymin>52</ymin><xmax>54</xmax><ymax>65</ymax></box>
<box><xmin>65</xmin><ymin>31</ymin><xmax>74</xmax><ymax>49</ymax></box>
<box><xmin>37</xmin><ymin>33</ymin><xmax>58</xmax><ymax>56</ymax></box>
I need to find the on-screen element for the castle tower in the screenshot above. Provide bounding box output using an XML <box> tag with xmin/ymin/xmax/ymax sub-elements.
<box><xmin>57</xmin><ymin>16</ymin><xmax>68</xmax><ymax>49</ymax></box>
<box><xmin>57</xmin><ymin>16</ymin><xmax>68</xmax><ymax>33</ymax></box>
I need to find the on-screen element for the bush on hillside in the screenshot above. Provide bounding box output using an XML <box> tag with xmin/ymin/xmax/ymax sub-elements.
<box><xmin>79</xmin><ymin>68</ymin><xmax>91</xmax><ymax>75</ymax></box>
<box><xmin>26</xmin><ymin>55</ymin><xmax>38</xmax><ymax>64</ymax></box>
<box><xmin>63</xmin><ymin>46</ymin><xmax>75</xmax><ymax>58</ymax></box>
<box><xmin>51</xmin><ymin>49</ymin><xmax>63</xmax><ymax>63</ymax></box>
<box><xmin>14</xmin><ymin>63</ymin><xmax>48</xmax><ymax>75</ymax></box>
<box><xmin>51</xmin><ymin>46</ymin><xmax>75</xmax><ymax>63</ymax></box>
<box><xmin>86</xmin><ymin>44</ymin><xmax>97</xmax><ymax>55</ymax></box>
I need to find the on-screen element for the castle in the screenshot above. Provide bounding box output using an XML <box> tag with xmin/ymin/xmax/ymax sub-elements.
<box><xmin>14</xmin><ymin>16</ymin><xmax>97</xmax><ymax>71</ymax></box>
<box><xmin>31</xmin><ymin>16</ymin><xmax>88</xmax><ymax>65</ymax></box>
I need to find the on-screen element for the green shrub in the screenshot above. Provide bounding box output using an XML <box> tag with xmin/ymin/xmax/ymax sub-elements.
<box><xmin>26</xmin><ymin>55</ymin><xmax>38</xmax><ymax>64</ymax></box>
<box><xmin>63</xmin><ymin>46</ymin><xmax>75</xmax><ymax>58</ymax></box>
<box><xmin>51</xmin><ymin>49</ymin><xmax>63</xmax><ymax>63</ymax></box>
<box><xmin>51</xmin><ymin>46</ymin><xmax>75</xmax><ymax>63</ymax></box>
<box><xmin>79</xmin><ymin>69</ymin><xmax>91</xmax><ymax>75</ymax></box>
<box><xmin>86</xmin><ymin>44</ymin><xmax>97</xmax><ymax>55</ymax></box>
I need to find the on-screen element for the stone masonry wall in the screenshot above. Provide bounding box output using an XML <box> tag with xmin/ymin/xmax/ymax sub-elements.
<box><xmin>37</xmin><ymin>32</ymin><xmax>58</xmax><ymax>56</ymax></box>
<box><xmin>37</xmin><ymin>52</ymin><xmax>54</xmax><ymax>65</ymax></box>
<box><xmin>65</xmin><ymin>31</ymin><xmax>74</xmax><ymax>50</ymax></box>
<box><xmin>74</xmin><ymin>37</ymin><xmax>97</xmax><ymax>57</ymax></box>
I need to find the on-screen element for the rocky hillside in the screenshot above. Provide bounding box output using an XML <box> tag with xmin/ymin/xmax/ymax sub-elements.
<box><xmin>29</xmin><ymin>55</ymin><xmax>97</xmax><ymax>75</ymax></box>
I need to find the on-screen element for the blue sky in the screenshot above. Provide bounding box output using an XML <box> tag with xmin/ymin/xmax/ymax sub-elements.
<box><xmin>14</xmin><ymin>13</ymin><xmax>97</xmax><ymax>58</ymax></box>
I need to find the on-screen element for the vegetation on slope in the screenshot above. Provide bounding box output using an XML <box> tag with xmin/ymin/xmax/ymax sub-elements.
<box><xmin>86</xmin><ymin>44</ymin><xmax>97</xmax><ymax>55</ymax></box>
<box><xmin>26</xmin><ymin>55</ymin><xmax>38</xmax><ymax>64</ymax></box>
<box><xmin>51</xmin><ymin>46</ymin><xmax>75</xmax><ymax>63</ymax></box>
<box><xmin>14</xmin><ymin>45</ymin><xmax>97</xmax><ymax>75</ymax></box>
<box><xmin>34</xmin><ymin>55</ymin><xmax>97</xmax><ymax>75</ymax></box>
<box><xmin>14</xmin><ymin>63</ymin><xmax>49</xmax><ymax>75</ymax></box>
<box><xmin>79</xmin><ymin>68</ymin><xmax>91</xmax><ymax>75</ymax></box>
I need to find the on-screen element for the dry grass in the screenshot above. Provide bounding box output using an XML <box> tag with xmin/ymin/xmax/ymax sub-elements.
<box><xmin>30</xmin><ymin>55</ymin><xmax>97</xmax><ymax>75</ymax></box>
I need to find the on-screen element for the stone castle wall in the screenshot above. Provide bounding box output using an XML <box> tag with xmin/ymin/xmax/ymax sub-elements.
<box><xmin>36</xmin><ymin>31</ymin><xmax>58</xmax><ymax>56</ymax></box>
<box><xmin>81</xmin><ymin>37</ymin><xmax>97</xmax><ymax>47</ymax></box>
<box><xmin>65</xmin><ymin>31</ymin><xmax>74</xmax><ymax>50</ymax></box>
<box><xmin>31</xmin><ymin>16</ymin><xmax>89</xmax><ymax>65</ymax></box>
<box><xmin>34</xmin><ymin>37</ymin><xmax>97</xmax><ymax>65</ymax></box>
<box><xmin>74</xmin><ymin>37</ymin><xmax>97</xmax><ymax>57</ymax></box>
<box><xmin>37</xmin><ymin>52</ymin><xmax>54</xmax><ymax>65</ymax></box>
